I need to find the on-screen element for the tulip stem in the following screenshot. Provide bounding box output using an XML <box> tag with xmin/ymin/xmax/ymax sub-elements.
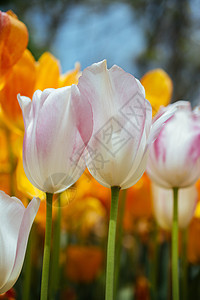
<box><xmin>105</xmin><ymin>186</ymin><xmax>120</xmax><ymax>300</ymax></box>
<box><xmin>49</xmin><ymin>194</ymin><xmax>61</xmax><ymax>300</ymax></box>
<box><xmin>114</xmin><ymin>189</ymin><xmax>127</xmax><ymax>298</ymax></box>
<box><xmin>40</xmin><ymin>193</ymin><xmax>53</xmax><ymax>300</ymax></box>
<box><xmin>172</xmin><ymin>187</ymin><xmax>179</xmax><ymax>300</ymax></box>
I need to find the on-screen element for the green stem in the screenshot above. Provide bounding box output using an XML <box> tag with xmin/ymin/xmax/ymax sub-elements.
<box><xmin>49</xmin><ymin>194</ymin><xmax>61</xmax><ymax>300</ymax></box>
<box><xmin>105</xmin><ymin>186</ymin><xmax>120</xmax><ymax>300</ymax></box>
<box><xmin>172</xmin><ymin>187</ymin><xmax>179</xmax><ymax>300</ymax></box>
<box><xmin>23</xmin><ymin>227</ymin><xmax>32</xmax><ymax>300</ymax></box>
<box><xmin>40</xmin><ymin>193</ymin><xmax>53</xmax><ymax>300</ymax></box>
<box><xmin>181</xmin><ymin>228</ymin><xmax>188</xmax><ymax>300</ymax></box>
<box><xmin>114</xmin><ymin>189</ymin><xmax>127</xmax><ymax>298</ymax></box>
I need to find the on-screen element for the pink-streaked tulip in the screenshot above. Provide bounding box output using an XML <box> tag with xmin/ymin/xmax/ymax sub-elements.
<box><xmin>152</xmin><ymin>183</ymin><xmax>197</xmax><ymax>230</ymax></box>
<box><xmin>0</xmin><ymin>191</ymin><xmax>40</xmax><ymax>294</ymax></box>
<box><xmin>18</xmin><ymin>86</ymin><xmax>93</xmax><ymax>193</ymax></box>
<box><xmin>147</xmin><ymin>101</ymin><xmax>200</xmax><ymax>189</ymax></box>
<box><xmin>73</xmin><ymin>60</ymin><xmax>175</xmax><ymax>189</ymax></box>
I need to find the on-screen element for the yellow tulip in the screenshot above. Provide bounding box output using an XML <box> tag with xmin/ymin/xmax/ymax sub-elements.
<box><xmin>141</xmin><ymin>68</ymin><xmax>173</xmax><ymax>116</ymax></box>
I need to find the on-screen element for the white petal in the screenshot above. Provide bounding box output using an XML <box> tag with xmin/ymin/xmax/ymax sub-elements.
<box><xmin>147</xmin><ymin>102</ymin><xmax>177</xmax><ymax>145</ymax></box>
<box><xmin>0</xmin><ymin>192</ymin><xmax>24</xmax><ymax>291</ymax></box>
<box><xmin>0</xmin><ymin>197</ymin><xmax>40</xmax><ymax>293</ymax></box>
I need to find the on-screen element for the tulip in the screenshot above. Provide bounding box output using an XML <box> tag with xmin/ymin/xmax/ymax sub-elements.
<box><xmin>74</xmin><ymin>60</ymin><xmax>174</xmax><ymax>190</ymax></box>
<box><xmin>18</xmin><ymin>86</ymin><xmax>93</xmax><ymax>300</ymax></box>
<box><xmin>0</xmin><ymin>191</ymin><xmax>40</xmax><ymax>294</ymax></box>
<box><xmin>147</xmin><ymin>101</ymin><xmax>200</xmax><ymax>189</ymax></box>
<box><xmin>0</xmin><ymin>10</ymin><xmax>28</xmax><ymax>81</ymax></box>
<box><xmin>0</xmin><ymin>49</ymin><xmax>36</xmax><ymax>133</ymax></box>
<box><xmin>66</xmin><ymin>246</ymin><xmax>104</xmax><ymax>283</ymax></box>
<box><xmin>152</xmin><ymin>183</ymin><xmax>197</xmax><ymax>230</ymax></box>
<box><xmin>141</xmin><ymin>68</ymin><xmax>173</xmax><ymax>116</ymax></box>
<box><xmin>147</xmin><ymin>101</ymin><xmax>200</xmax><ymax>300</ymax></box>
<box><xmin>0</xmin><ymin>49</ymin><xmax>80</xmax><ymax>134</ymax></box>
<box><xmin>18</xmin><ymin>86</ymin><xmax>93</xmax><ymax>194</ymax></box>
<box><xmin>73</xmin><ymin>60</ymin><xmax>175</xmax><ymax>300</ymax></box>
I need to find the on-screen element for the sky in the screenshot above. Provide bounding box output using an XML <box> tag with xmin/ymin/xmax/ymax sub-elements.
<box><xmin>26</xmin><ymin>2</ymin><xmax>146</xmax><ymax>75</ymax></box>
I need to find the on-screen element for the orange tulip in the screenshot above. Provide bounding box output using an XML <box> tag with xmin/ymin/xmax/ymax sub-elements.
<box><xmin>16</xmin><ymin>157</ymin><xmax>45</xmax><ymax>201</ymax></box>
<box><xmin>0</xmin><ymin>49</ymin><xmax>80</xmax><ymax>133</ymax></box>
<box><xmin>59</xmin><ymin>62</ymin><xmax>81</xmax><ymax>87</ymax></box>
<box><xmin>65</xmin><ymin>246</ymin><xmax>103</xmax><ymax>283</ymax></box>
<box><xmin>135</xmin><ymin>276</ymin><xmax>150</xmax><ymax>300</ymax></box>
<box><xmin>0</xmin><ymin>49</ymin><xmax>36</xmax><ymax>132</ymax></box>
<box><xmin>141</xmin><ymin>68</ymin><xmax>173</xmax><ymax>116</ymax></box>
<box><xmin>34</xmin><ymin>52</ymin><xmax>60</xmax><ymax>90</ymax></box>
<box><xmin>62</xmin><ymin>196</ymin><xmax>107</xmax><ymax>239</ymax></box>
<box><xmin>0</xmin><ymin>173</ymin><xmax>10</xmax><ymax>195</ymax></box>
<box><xmin>188</xmin><ymin>218</ymin><xmax>200</xmax><ymax>264</ymax></box>
<box><xmin>124</xmin><ymin>173</ymin><xmax>152</xmax><ymax>232</ymax></box>
<box><xmin>75</xmin><ymin>170</ymin><xmax>110</xmax><ymax>208</ymax></box>
<box><xmin>0</xmin><ymin>10</ymin><xmax>28</xmax><ymax>82</ymax></box>
<box><xmin>0</xmin><ymin>128</ymin><xmax>9</xmax><ymax>172</ymax></box>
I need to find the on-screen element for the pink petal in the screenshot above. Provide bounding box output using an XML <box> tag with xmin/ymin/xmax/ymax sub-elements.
<box><xmin>147</xmin><ymin>102</ymin><xmax>177</xmax><ymax>146</ymax></box>
<box><xmin>71</xmin><ymin>84</ymin><xmax>93</xmax><ymax>146</ymax></box>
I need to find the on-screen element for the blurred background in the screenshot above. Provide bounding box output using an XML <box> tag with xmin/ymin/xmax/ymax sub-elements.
<box><xmin>1</xmin><ymin>0</ymin><xmax>200</xmax><ymax>104</ymax></box>
<box><xmin>1</xmin><ymin>1</ymin><xmax>200</xmax><ymax>300</ymax></box>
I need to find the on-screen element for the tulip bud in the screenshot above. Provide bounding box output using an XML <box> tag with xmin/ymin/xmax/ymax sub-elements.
<box><xmin>147</xmin><ymin>101</ymin><xmax>200</xmax><ymax>188</ymax></box>
<box><xmin>73</xmin><ymin>60</ymin><xmax>175</xmax><ymax>189</ymax></box>
<box><xmin>18</xmin><ymin>86</ymin><xmax>93</xmax><ymax>193</ymax></box>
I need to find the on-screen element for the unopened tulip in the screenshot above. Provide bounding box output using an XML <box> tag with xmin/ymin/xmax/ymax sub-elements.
<box><xmin>152</xmin><ymin>183</ymin><xmax>197</xmax><ymax>230</ymax></box>
<box><xmin>18</xmin><ymin>86</ymin><xmax>93</xmax><ymax>193</ymax></box>
<box><xmin>147</xmin><ymin>101</ymin><xmax>200</xmax><ymax>300</ymax></box>
<box><xmin>0</xmin><ymin>191</ymin><xmax>40</xmax><ymax>294</ymax></box>
<box><xmin>147</xmin><ymin>101</ymin><xmax>200</xmax><ymax>189</ymax></box>
<box><xmin>73</xmin><ymin>60</ymin><xmax>175</xmax><ymax>189</ymax></box>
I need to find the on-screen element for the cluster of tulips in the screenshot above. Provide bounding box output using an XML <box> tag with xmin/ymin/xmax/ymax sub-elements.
<box><xmin>1</xmin><ymin>9</ymin><xmax>200</xmax><ymax>300</ymax></box>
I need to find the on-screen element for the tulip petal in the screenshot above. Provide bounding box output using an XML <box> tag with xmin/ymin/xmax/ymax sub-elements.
<box><xmin>71</xmin><ymin>84</ymin><xmax>93</xmax><ymax>146</ymax></box>
<box><xmin>59</xmin><ymin>62</ymin><xmax>80</xmax><ymax>87</ymax></box>
<box><xmin>0</xmin><ymin>49</ymin><xmax>36</xmax><ymax>131</ymax></box>
<box><xmin>120</xmin><ymin>128</ymin><xmax>149</xmax><ymax>189</ymax></box>
<box><xmin>17</xmin><ymin>94</ymin><xmax>32</xmax><ymax>129</ymax></box>
<box><xmin>0</xmin><ymin>192</ymin><xmax>24</xmax><ymax>291</ymax></box>
<box><xmin>147</xmin><ymin>102</ymin><xmax>178</xmax><ymax>146</ymax></box>
<box><xmin>35</xmin><ymin>52</ymin><xmax>60</xmax><ymax>90</ymax></box>
<box><xmin>0</xmin><ymin>196</ymin><xmax>40</xmax><ymax>294</ymax></box>
<box><xmin>0</xmin><ymin>11</ymin><xmax>28</xmax><ymax>77</ymax></box>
